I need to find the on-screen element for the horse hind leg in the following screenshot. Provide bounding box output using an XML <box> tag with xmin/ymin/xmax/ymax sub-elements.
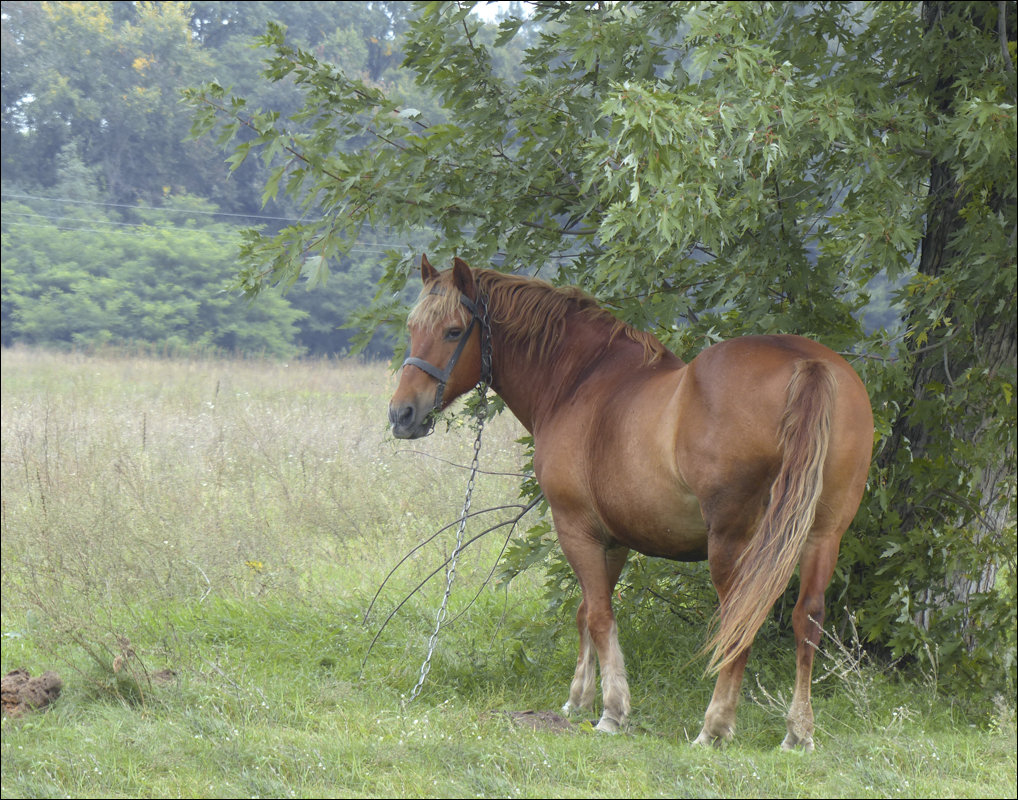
<box><xmin>694</xmin><ymin>534</ymin><xmax>839</xmax><ymax>750</ymax></box>
<box><xmin>694</xmin><ymin>647</ymin><xmax>751</xmax><ymax>746</ymax></box>
<box><xmin>694</xmin><ymin>527</ymin><xmax>756</xmax><ymax>747</ymax></box>
<box><xmin>782</xmin><ymin>536</ymin><xmax>840</xmax><ymax>752</ymax></box>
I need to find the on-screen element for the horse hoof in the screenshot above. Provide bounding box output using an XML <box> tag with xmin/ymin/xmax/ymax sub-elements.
<box><xmin>692</xmin><ymin>728</ymin><xmax>730</xmax><ymax>748</ymax></box>
<box><xmin>780</xmin><ymin>734</ymin><xmax>815</xmax><ymax>753</ymax></box>
<box><xmin>595</xmin><ymin>716</ymin><xmax>620</xmax><ymax>734</ymax></box>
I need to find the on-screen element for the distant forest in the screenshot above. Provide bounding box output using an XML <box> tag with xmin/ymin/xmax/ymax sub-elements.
<box><xmin>1</xmin><ymin>1</ymin><xmax>900</xmax><ymax>357</ymax></box>
<box><xmin>1</xmin><ymin>2</ymin><xmax>441</xmax><ymax>356</ymax></box>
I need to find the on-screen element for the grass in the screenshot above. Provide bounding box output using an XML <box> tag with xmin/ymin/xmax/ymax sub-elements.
<box><xmin>2</xmin><ymin>347</ymin><xmax>1015</xmax><ymax>798</ymax></box>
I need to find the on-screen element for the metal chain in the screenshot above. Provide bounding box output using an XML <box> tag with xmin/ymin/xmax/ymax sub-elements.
<box><xmin>406</xmin><ymin>294</ymin><xmax>491</xmax><ymax>704</ymax></box>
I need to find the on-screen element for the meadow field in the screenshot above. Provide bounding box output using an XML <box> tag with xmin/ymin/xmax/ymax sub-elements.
<box><xmin>1</xmin><ymin>348</ymin><xmax>1014</xmax><ymax>798</ymax></box>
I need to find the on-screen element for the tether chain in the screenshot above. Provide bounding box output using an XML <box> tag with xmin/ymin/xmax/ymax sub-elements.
<box><xmin>406</xmin><ymin>294</ymin><xmax>491</xmax><ymax>704</ymax></box>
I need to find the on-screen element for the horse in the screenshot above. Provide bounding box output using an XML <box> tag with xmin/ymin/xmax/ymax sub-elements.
<box><xmin>388</xmin><ymin>255</ymin><xmax>873</xmax><ymax>750</ymax></box>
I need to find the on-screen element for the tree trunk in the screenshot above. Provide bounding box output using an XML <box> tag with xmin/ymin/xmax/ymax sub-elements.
<box><xmin>881</xmin><ymin>1</ymin><xmax>1017</xmax><ymax>640</ymax></box>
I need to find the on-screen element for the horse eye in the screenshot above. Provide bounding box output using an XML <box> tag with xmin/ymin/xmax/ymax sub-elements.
<box><xmin>444</xmin><ymin>327</ymin><xmax>463</xmax><ymax>341</ymax></box>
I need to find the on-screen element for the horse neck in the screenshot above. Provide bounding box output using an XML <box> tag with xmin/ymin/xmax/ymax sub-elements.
<box><xmin>487</xmin><ymin>313</ymin><xmax>629</xmax><ymax>433</ymax></box>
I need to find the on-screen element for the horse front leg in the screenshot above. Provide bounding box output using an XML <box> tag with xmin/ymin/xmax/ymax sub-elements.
<box><xmin>562</xmin><ymin>599</ymin><xmax>596</xmax><ymax>717</ymax></box>
<box><xmin>589</xmin><ymin>595</ymin><xmax>629</xmax><ymax>733</ymax></box>
<box><xmin>558</xmin><ymin>533</ymin><xmax>630</xmax><ymax>732</ymax></box>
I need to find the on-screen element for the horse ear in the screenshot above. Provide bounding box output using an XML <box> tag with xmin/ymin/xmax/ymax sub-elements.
<box><xmin>421</xmin><ymin>254</ymin><xmax>439</xmax><ymax>284</ymax></box>
<box><xmin>452</xmin><ymin>257</ymin><xmax>475</xmax><ymax>298</ymax></box>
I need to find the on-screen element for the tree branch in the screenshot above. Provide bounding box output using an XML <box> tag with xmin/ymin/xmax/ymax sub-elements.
<box><xmin>1000</xmin><ymin>1</ymin><xmax>1015</xmax><ymax>76</ymax></box>
<box><xmin>519</xmin><ymin>220</ymin><xmax>596</xmax><ymax>236</ymax></box>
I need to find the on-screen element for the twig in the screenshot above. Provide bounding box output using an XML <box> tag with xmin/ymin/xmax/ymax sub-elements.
<box><xmin>395</xmin><ymin>448</ymin><xmax>530</xmax><ymax>479</ymax></box>
<box><xmin>359</xmin><ymin>497</ymin><xmax>543</xmax><ymax>677</ymax></box>
<box><xmin>362</xmin><ymin>503</ymin><xmax>535</xmax><ymax>625</ymax></box>
<box><xmin>1001</xmin><ymin>2</ymin><xmax>1016</xmax><ymax>82</ymax></box>
<box><xmin>187</xmin><ymin>560</ymin><xmax>212</xmax><ymax>603</ymax></box>
<box><xmin>445</xmin><ymin>495</ymin><xmax>543</xmax><ymax>626</ymax></box>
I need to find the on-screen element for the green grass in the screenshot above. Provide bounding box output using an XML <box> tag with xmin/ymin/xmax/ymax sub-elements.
<box><xmin>2</xmin><ymin>347</ymin><xmax>1015</xmax><ymax>798</ymax></box>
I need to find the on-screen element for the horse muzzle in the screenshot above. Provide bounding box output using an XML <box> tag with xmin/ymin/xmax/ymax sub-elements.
<box><xmin>388</xmin><ymin>400</ymin><xmax>434</xmax><ymax>439</ymax></box>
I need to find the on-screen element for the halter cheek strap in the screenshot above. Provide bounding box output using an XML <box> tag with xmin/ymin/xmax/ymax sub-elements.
<box><xmin>401</xmin><ymin>292</ymin><xmax>491</xmax><ymax>422</ymax></box>
<box><xmin>402</xmin><ymin>314</ymin><xmax>478</xmax><ymax>412</ymax></box>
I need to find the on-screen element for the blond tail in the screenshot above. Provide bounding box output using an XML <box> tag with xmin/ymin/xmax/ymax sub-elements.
<box><xmin>705</xmin><ymin>359</ymin><xmax>837</xmax><ymax>674</ymax></box>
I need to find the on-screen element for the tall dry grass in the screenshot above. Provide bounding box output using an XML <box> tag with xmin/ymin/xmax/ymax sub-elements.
<box><xmin>1</xmin><ymin>347</ymin><xmax>529</xmax><ymax>683</ymax></box>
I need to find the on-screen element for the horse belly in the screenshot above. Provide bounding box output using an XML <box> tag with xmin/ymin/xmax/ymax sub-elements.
<box><xmin>597</xmin><ymin>480</ymin><xmax>708</xmax><ymax>561</ymax></box>
<box><xmin>596</xmin><ymin>380</ymin><xmax>708</xmax><ymax>560</ymax></box>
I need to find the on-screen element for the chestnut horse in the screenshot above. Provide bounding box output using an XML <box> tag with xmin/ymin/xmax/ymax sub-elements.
<box><xmin>389</xmin><ymin>255</ymin><xmax>873</xmax><ymax>750</ymax></box>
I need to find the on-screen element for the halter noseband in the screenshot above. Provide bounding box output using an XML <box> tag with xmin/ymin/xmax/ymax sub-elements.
<box><xmin>402</xmin><ymin>289</ymin><xmax>492</xmax><ymax>430</ymax></box>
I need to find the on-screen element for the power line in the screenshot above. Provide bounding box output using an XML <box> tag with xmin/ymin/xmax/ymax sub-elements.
<box><xmin>3</xmin><ymin>192</ymin><xmax>586</xmax><ymax>262</ymax></box>
<box><xmin>2</xmin><ymin>219</ymin><xmax>245</xmax><ymax>242</ymax></box>
<box><xmin>2</xmin><ymin>191</ymin><xmax>324</xmax><ymax>223</ymax></box>
<box><xmin>2</xmin><ymin>208</ymin><xmax>404</xmax><ymax>252</ymax></box>
<box><xmin>2</xmin><ymin>193</ymin><xmax>419</xmax><ymax>250</ymax></box>
<box><xmin>1</xmin><ymin>191</ymin><xmax>454</xmax><ymax>243</ymax></box>
<box><xmin>4</xmin><ymin>209</ymin><xmax>248</xmax><ymax>233</ymax></box>
<box><xmin>2</xmin><ymin>219</ymin><xmax>404</xmax><ymax>257</ymax></box>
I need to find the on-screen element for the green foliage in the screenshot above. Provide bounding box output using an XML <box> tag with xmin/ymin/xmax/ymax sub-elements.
<box><xmin>1</xmin><ymin>1</ymin><xmax>211</xmax><ymax>202</ymax></box>
<box><xmin>0</xmin><ymin>1</ymin><xmax>412</xmax><ymax>211</ymax></box>
<box><xmin>1</xmin><ymin>191</ymin><xmax>303</xmax><ymax>355</ymax></box>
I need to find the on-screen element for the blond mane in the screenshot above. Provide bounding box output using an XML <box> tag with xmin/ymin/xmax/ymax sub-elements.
<box><xmin>408</xmin><ymin>268</ymin><xmax>668</xmax><ymax>365</ymax></box>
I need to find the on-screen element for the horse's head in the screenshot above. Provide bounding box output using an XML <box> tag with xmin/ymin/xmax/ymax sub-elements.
<box><xmin>388</xmin><ymin>255</ymin><xmax>489</xmax><ymax>439</ymax></box>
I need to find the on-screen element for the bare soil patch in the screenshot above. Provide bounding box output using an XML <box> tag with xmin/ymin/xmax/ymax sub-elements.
<box><xmin>1</xmin><ymin>669</ymin><xmax>62</xmax><ymax>716</ymax></box>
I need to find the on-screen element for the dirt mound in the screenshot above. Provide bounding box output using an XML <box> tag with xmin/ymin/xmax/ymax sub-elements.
<box><xmin>487</xmin><ymin>709</ymin><xmax>578</xmax><ymax>732</ymax></box>
<box><xmin>1</xmin><ymin>669</ymin><xmax>62</xmax><ymax>716</ymax></box>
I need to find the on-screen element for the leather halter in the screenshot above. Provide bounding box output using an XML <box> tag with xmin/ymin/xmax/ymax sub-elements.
<box><xmin>401</xmin><ymin>290</ymin><xmax>491</xmax><ymax>427</ymax></box>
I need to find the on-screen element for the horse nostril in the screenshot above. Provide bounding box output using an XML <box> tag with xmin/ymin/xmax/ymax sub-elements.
<box><xmin>389</xmin><ymin>403</ymin><xmax>415</xmax><ymax>429</ymax></box>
